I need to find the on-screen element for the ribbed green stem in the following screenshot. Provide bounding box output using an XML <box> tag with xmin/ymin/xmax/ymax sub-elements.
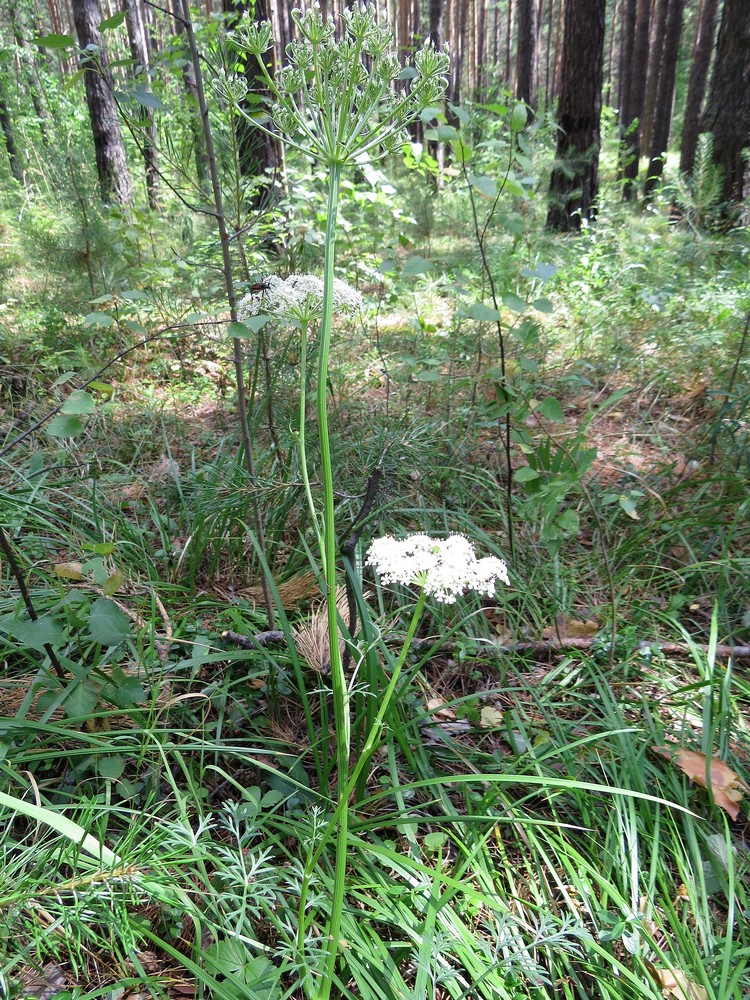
<box><xmin>297</xmin><ymin>318</ymin><xmax>322</xmax><ymax>550</ymax></box>
<box><xmin>316</xmin><ymin>162</ymin><xmax>348</xmax><ymax>1000</ymax></box>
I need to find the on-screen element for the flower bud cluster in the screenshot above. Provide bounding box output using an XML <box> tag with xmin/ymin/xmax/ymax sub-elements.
<box><xmin>366</xmin><ymin>534</ymin><xmax>509</xmax><ymax>604</ymax></box>
<box><xmin>230</xmin><ymin>2</ymin><xmax>449</xmax><ymax>167</ymax></box>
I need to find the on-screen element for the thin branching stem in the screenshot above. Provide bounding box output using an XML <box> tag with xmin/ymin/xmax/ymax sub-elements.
<box><xmin>180</xmin><ymin>0</ymin><xmax>275</xmax><ymax>627</ymax></box>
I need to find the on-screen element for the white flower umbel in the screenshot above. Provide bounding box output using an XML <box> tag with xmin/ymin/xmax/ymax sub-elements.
<box><xmin>366</xmin><ymin>533</ymin><xmax>510</xmax><ymax>604</ymax></box>
<box><xmin>237</xmin><ymin>273</ymin><xmax>362</xmax><ymax>324</ymax></box>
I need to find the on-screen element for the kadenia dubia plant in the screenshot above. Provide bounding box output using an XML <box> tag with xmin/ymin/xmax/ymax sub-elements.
<box><xmin>219</xmin><ymin>8</ymin><xmax>450</xmax><ymax>998</ymax></box>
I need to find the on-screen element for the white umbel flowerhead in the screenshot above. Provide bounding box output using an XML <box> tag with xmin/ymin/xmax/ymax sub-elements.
<box><xmin>238</xmin><ymin>273</ymin><xmax>362</xmax><ymax>324</ymax></box>
<box><xmin>366</xmin><ymin>533</ymin><xmax>510</xmax><ymax>604</ymax></box>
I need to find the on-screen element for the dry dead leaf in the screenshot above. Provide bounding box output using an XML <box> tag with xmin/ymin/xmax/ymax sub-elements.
<box><xmin>654</xmin><ymin>746</ymin><xmax>748</xmax><ymax>819</ymax></box>
<box><xmin>480</xmin><ymin>706</ymin><xmax>504</xmax><ymax>728</ymax></box>
<box><xmin>652</xmin><ymin>967</ymin><xmax>708</xmax><ymax>1000</ymax></box>
<box><xmin>426</xmin><ymin>697</ymin><xmax>456</xmax><ymax>721</ymax></box>
<box><xmin>542</xmin><ymin>613</ymin><xmax>600</xmax><ymax>640</ymax></box>
<box><xmin>54</xmin><ymin>561</ymin><xmax>85</xmax><ymax>580</ymax></box>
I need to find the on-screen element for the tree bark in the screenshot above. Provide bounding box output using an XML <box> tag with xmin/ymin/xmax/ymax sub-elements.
<box><xmin>620</xmin><ymin>0</ymin><xmax>650</xmax><ymax>197</ymax></box>
<box><xmin>71</xmin><ymin>0</ymin><xmax>132</xmax><ymax>205</ymax></box>
<box><xmin>643</xmin><ymin>0</ymin><xmax>685</xmax><ymax>199</ymax></box>
<box><xmin>516</xmin><ymin>0</ymin><xmax>539</xmax><ymax>107</ymax></box>
<box><xmin>641</xmin><ymin>0</ymin><xmax>668</xmax><ymax>158</ymax></box>
<box><xmin>172</xmin><ymin>3</ymin><xmax>208</xmax><ymax>188</ymax></box>
<box><xmin>700</xmin><ymin>0</ymin><xmax>750</xmax><ymax>205</ymax></box>
<box><xmin>546</xmin><ymin>0</ymin><xmax>606</xmax><ymax>231</ymax></box>
<box><xmin>124</xmin><ymin>0</ymin><xmax>158</xmax><ymax>208</ymax></box>
<box><xmin>679</xmin><ymin>0</ymin><xmax>720</xmax><ymax>175</ymax></box>
<box><xmin>0</xmin><ymin>78</ymin><xmax>23</xmax><ymax>183</ymax></box>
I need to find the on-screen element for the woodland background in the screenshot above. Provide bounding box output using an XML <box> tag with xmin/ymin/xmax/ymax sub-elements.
<box><xmin>0</xmin><ymin>1</ymin><xmax>749</xmax><ymax>1000</ymax></box>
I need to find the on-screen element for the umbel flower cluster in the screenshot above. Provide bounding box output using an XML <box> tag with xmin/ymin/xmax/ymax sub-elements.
<box><xmin>237</xmin><ymin>273</ymin><xmax>363</xmax><ymax>324</ymax></box>
<box><xmin>228</xmin><ymin>3</ymin><xmax>449</xmax><ymax>166</ymax></box>
<box><xmin>366</xmin><ymin>534</ymin><xmax>510</xmax><ymax>604</ymax></box>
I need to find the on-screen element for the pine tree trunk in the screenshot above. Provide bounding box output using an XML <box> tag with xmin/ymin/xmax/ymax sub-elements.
<box><xmin>172</xmin><ymin>2</ymin><xmax>208</xmax><ymax>188</ymax></box>
<box><xmin>546</xmin><ymin>0</ymin><xmax>605</xmax><ymax>231</ymax></box>
<box><xmin>71</xmin><ymin>0</ymin><xmax>132</xmax><ymax>205</ymax></box>
<box><xmin>516</xmin><ymin>0</ymin><xmax>538</xmax><ymax>106</ymax></box>
<box><xmin>640</xmin><ymin>0</ymin><xmax>667</xmax><ymax>158</ymax></box>
<box><xmin>0</xmin><ymin>79</ymin><xmax>22</xmax><ymax>183</ymax></box>
<box><xmin>643</xmin><ymin>0</ymin><xmax>685</xmax><ymax>199</ymax></box>
<box><xmin>620</xmin><ymin>0</ymin><xmax>650</xmax><ymax>197</ymax></box>
<box><xmin>700</xmin><ymin>0</ymin><xmax>750</xmax><ymax>205</ymax></box>
<box><xmin>680</xmin><ymin>0</ymin><xmax>720</xmax><ymax>175</ymax></box>
<box><xmin>124</xmin><ymin>0</ymin><xmax>158</xmax><ymax>208</ymax></box>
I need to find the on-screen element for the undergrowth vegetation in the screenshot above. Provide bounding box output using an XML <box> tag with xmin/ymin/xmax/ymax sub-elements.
<box><xmin>0</xmin><ymin>13</ymin><xmax>749</xmax><ymax>1000</ymax></box>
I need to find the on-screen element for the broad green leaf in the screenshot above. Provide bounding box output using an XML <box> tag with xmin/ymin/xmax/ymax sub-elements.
<box><xmin>51</xmin><ymin>371</ymin><xmax>77</xmax><ymax>387</ymax></box>
<box><xmin>510</xmin><ymin>103</ymin><xmax>528</xmax><ymax>132</ymax></box>
<box><xmin>521</xmin><ymin>262</ymin><xmax>558</xmax><ymax>282</ymax></box>
<box><xmin>103</xmin><ymin>569</ymin><xmax>127</xmax><ymax>596</ymax></box>
<box><xmin>514</xmin><ymin>466</ymin><xmax>540</xmax><ymax>483</ymax></box>
<box><xmin>88</xmin><ymin>598</ymin><xmax>131</xmax><ymax>646</ymax></box>
<box><xmin>0</xmin><ymin>613</ymin><xmax>63</xmax><ymax>651</ymax></box>
<box><xmin>83</xmin><ymin>311</ymin><xmax>114</xmax><ymax>328</ymax></box>
<box><xmin>121</xmin><ymin>289</ymin><xmax>149</xmax><ymax>301</ymax></box>
<box><xmin>536</xmin><ymin>397</ymin><xmax>565</xmax><ymax>422</ymax></box>
<box><xmin>619</xmin><ymin>496</ymin><xmax>640</xmax><ymax>520</ymax></box>
<box><xmin>47</xmin><ymin>414</ymin><xmax>83</xmax><ymax>438</ymax></box>
<box><xmin>499</xmin><ymin>212</ymin><xmax>525</xmax><ymax>235</ymax></box>
<box><xmin>99</xmin><ymin>11</ymin><xmax>126</xmax><ymax>30</ymax></box>
<box><xmin>532</xmin><ymin>297</ymin><xmax>553</xmax><ymax>314</ymax></box>
<box><xmin>415</xmin><ymin>370</ymin><xmax>442</xmax><ymax>382</ymax></box>
<box><xmin>131</xmin><ymin>88</ymin><xmax>164</xmax><ymax>110</ymax></box>
<box><xmin>448</xmin><ymin>103</ymin><xmax>470</xmax><ymax>125</ymax></box>
<box><xmin>88</xmin><ymin>381</ymin><xmax>114</xmax><ymax>398</ymax></box>
<box><xmin>468</xmin><ymin>301</ymin><xmax>501</xmax><ymax>322</ymax></box>
<box><xmin>123</xmin><ymin>319</ymin><xmax>147</xmax><ymax>334</ymax></box>
<box><xmin>556</xmin><ymin>510</ymin><xmax>580</xmax><ymax>534</ymax></box>
<box><xmin>98</xmin><ymin>755</ymin><xmax>125</xmax><ymax>779</ymax></box>
<box><xmin>468</xmin><ymin>174</ymin><xmax>497</xmax><ymax>199</ymax></box>
<box><xmin>106</xmin><ymin>667</ymin><xmax>146</xmax><ymax>707</ymax></box>
<box><xmin>476</xmin><ymin>102</ymin><xmax>508</xmax><ymax>116</ymax></box>
<box><xmin>62</xmin><ymin>390</ymin><xmax>96</xmax><ymax>415</ymax></box>
<box><xmin>35</xmin><ymin>33</ymin><xmax>75</xmax><ymax>49</ymax></box>
<box><xmin>451</xmin><ymin>137</ymin><xmax>472</xmax><ymax>163</ymax></box>
<box><xmin>423</xmin><ymin>831</ymin><xmax>448</xmax><ymax>851</ymax></box>
<box><xmin>63</xmin><ymin>681</ymin><xmax>99</xmax><ymax>718</ymax></box>
<box><xmin>228</xmin><ymin>317</ymin><xmax>269</xmax><ymax>337</ymax></box>
<box><xmin>402</xmin><ymin>255</ymin><xmax>432</xmax><ymax>278</ymax></box>
<box><xmin>502</xmin><ymin>293</ymin><xmax>527</xmax><ymax>313</ymax></box>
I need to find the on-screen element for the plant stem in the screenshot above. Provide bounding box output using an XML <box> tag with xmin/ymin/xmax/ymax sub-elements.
<box><xmin>298</xmin><ymin>590</ymin><xmax>426</xmax><ymax>996</ymax></box>
<box><xmin>315</xmin><ymin>160</ymin><xmax>348</xmax><ymax>1000</ymax></box>
<box><xmin>0</xmin><ymin>525</ymin><xmax>66</xmax><ymax>681</ymax></box>
<box><xmin>297</xmin><ymin>318</ymin><xmax>322</xmax><ymax>548</ymax></box>
<box><xmin>180</xmin><ymin>0</ymin><xmax>275</xmax><ymax>628</ymax></box>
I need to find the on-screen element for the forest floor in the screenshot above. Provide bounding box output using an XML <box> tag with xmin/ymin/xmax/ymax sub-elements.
<box><xmin>1</xmin><ymin>182</ymin><xmax>749</xmax><ymax>999</ymax></box>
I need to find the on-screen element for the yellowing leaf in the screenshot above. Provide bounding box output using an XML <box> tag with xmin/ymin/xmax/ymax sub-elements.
<box><xmin>55</xmin><ymin>562</ymin><xmax>85</xmax><ymax>580</ymax></box>
<box><xmin>480</xmin><ymin>706</ymin><xmax>503</xmax><ymax>728</ymax></box>
<box><xmin>654</xmin><ymin>746</ymin><xmax>748</xmax><ymax>819</ymax></box>
<box><xmin>653</xmin><ymin>967</ymin><xmax>708</xmax><ymax>1000</ymax></box>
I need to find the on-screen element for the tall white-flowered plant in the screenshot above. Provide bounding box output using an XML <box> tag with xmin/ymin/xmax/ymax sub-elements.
<box><xmin>366</xmin><ymin>533</ymin><xmax>510</xmax><ymax>604</ymax></box>
<box><xmin>221</xmin><ymin>11</ymin><xmax>449</xmax><ymax>998</ymax></box>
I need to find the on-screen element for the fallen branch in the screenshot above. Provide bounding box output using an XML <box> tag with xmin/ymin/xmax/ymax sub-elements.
<box><xmin>221</xmin><ymin>629</ymin><xmax>750</xmax><ymax>662</ymax></box>
<box><xmin>413</xmin><ymin>636</ymin><xmax>750</xmax><ymax>661</ymax></box>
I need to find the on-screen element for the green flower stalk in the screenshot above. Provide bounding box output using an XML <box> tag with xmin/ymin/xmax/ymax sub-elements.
<box><xmin>229</xmin><ymin>9</ymin><xmax>448</xmax><ymax>997</ymax></box>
